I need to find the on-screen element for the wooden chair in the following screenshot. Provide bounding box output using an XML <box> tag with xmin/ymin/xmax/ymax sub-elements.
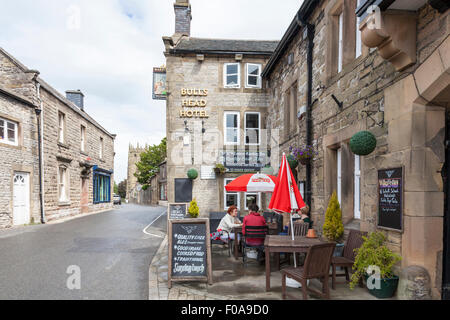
<box><xmin>242</xmin><ymin>225</ymin><xmax>269</xmax><ymax>266</ymax></box>
<box><xmin>288</xmin><ymin>221</ymin><xmax>309</xmax><ymax>237</ymax></box>
<box><xmin>331</xmin><ymin>229</ymin><xmax>367</xmax><ymax>289</ymax></box>
<box><xmin>281</xmin><ymin>242</ymin><xmax>336</xmax><ymax>300</ymax></box>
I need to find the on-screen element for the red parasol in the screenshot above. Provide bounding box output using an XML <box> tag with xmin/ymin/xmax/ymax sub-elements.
<box><xmin>225</xmin><ymin>173</ymin><xmax>278</xmax><ymax>193</ymax></box>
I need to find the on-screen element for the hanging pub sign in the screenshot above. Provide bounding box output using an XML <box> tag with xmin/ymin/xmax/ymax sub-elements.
<box><xmin>168</xmin><ymin>219</ymin><xmax>213</xmax><ymax>288</ymax></box>
<box><xmin>168</xmin><ymin>203</ymin><xmax>188</xmax><ymax>220</ymax></box>
<box><xmin>378</xmin><ymin>167</ymin><xmax>403</xmax><ymax>232</ymax></box>
<box><xmin>152</xmin><ymin>67</ymin><xmax>167</xmax><ymax>100</ymax></box>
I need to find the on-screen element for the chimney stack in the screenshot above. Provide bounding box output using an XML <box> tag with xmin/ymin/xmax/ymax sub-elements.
<box><xmin>174</xmin><ymin>0</ymin><xmax>191</xmax><ymax>36</ymax></box>
<box><xmin>66</xmin><ymin>90</ymin><xmax>84</xmax><ymax>111</ymax></box>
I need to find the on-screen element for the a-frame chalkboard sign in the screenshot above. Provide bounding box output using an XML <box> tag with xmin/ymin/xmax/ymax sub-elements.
<box><xmin>168</xmin><ymin>218</ymin><xmax>213</xmax><ymax>288</ymax></box>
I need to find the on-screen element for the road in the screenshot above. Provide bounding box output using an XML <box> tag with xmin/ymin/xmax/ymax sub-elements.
<box><xmin>0</xmin><ymin>204</ymin><xmax>167</xmax><ymax>300</ymax></box>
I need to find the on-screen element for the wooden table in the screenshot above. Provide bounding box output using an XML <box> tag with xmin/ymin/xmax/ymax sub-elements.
<box><xmin>264</xmin><ymin>235</ymin><xmax>328</xmax><ymax>291</ymax></box>
<box><xmin>232</xmin><ymin>223</ymin><xmax>278</xmax><ymax>260</ymax></box>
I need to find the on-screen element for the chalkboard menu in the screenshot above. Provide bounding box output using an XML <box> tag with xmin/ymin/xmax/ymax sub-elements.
<box><xmin>378</xmin><ymin>167</ymin><xmax>403</xmax><ymax>231</ymax></box>
<box><xmin>168</xmin><ymin>219</ymin><xmax>212</xmax><ymax>288</ymax></box>
<box><xmin>168</xmin><ymin>203</ymin><xmax>188</xmax><ymax>220</ymax></box>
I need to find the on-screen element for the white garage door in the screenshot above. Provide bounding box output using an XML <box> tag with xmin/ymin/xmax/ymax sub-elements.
<box><xmin>13</xmin><ymin>172</ymin><xmax>30</xmax><ymax>226</ymax></box>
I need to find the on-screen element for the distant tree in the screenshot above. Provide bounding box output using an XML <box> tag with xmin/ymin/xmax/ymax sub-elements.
<box><xmin>118</xmin><ymin>180</ymin><xmax>127</xmax><ymax>199</ymax></box>
<box><xmin>135</xmin><ymin>138</ymin><xmax>167</xmax><ymax>190</ymax></box>
<box><xmin>114</xmin><ymin>181</ymin><xmax>119</xmax><ymax>195</ymax></box>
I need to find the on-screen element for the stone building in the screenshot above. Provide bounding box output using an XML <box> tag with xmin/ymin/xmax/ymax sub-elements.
<box><xmin>263</xmin><ymin>0</ymin><xmax>449</xmax><ymax>299</ymax></box>
<box><xmin>163</xmin><ymin>0</ymin><xmax>278</xmax><ymax>215</ymax></box>
<box><xmin>0</xmin><ymin>47</ymin><xmax>115</xmax><ymax>227</ymax></box>
<box><xmin>127</xmin><ymin>143</ymin><xmax>147</xmax><ymax>202</ymax></box>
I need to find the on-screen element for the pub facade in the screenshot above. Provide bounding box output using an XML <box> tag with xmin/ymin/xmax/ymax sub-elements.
<box><xmin>163</xmin><ymin>0</ymin><xmax>278</xmax><ymax>215</ymax></box>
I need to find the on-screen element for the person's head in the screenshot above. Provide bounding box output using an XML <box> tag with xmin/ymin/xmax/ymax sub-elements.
<box><xmin>227</xmin><ymin>205</ymin><xmax>238</xmax><ymax>217</ymax></box>
<box><xmin>249</xmin><ymin>203</ymin><xmax>259</xmax><ymax>214</ymax></box>
<box><xmin>300</xmin><ymin>205</ymin><xmax>310</xmax><ymax>216</ymax></box>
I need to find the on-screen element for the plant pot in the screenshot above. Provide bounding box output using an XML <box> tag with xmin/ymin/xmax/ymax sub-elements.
<box><xmin>363</xmin><ymin>274</ymin><xmax>399</xmax><ymax>299</ymax></box>
<box><xmin>333</xmin><ymin>243</ymin><xmax>345</xmax><ymax>257</ymax></box>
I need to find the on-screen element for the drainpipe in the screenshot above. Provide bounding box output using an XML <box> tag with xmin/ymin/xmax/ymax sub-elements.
<box><xmin>35</xmin><ymin>82</ymin><xmax>46</xmax><ymax>224</ymax></box>
<box><xmin>296</xmin><ymin>14</ymin><xmax>315</xmax><ymax>208</ymax></box>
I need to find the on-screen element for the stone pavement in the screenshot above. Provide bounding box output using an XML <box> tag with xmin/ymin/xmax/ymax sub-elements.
<box><xmin>149</xmin><ymin>235</ymin><xmax>382</xmax><ymax>300</ymax></box>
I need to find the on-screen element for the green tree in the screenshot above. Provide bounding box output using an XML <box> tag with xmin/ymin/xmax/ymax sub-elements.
<box><xmin>134</xmin><ymin>138</ymin><xmax>167</xmax><ymax>190</ymax></box>
<box><xmin>114</xmin><ymin>181</ymin><xmax>119</xmax><ymax>195</ymax></box>
<box><xmin>323</xmin><ymin>191</ymin><xmax>344</xmax><ymax>242</ymax></box>
<box><xmin>118</xmin><ymin>179</ymin><xmax>127</xmax><ymax>199</ymax></box>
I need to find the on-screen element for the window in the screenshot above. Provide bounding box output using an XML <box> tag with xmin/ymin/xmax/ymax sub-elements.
<box><xmin>58</xmin><ymin>166</ymin><xmax>69</xmax><ymax>202</ymax></box>
<box><xmin>245</xmin><ymin>112</ymin><xmax>260</xmax><ymax>145</ymax></box>
<box><xmin>224</xmin><ymin>178</ymin><xmax>240</xmax><ymax>210</ymax></box>
<box><xmin>58</xmin><ymin>112</ymin><xmax>65</xmax><ymax>143</ymax></box>
<box><xmin>355</xmin><ymin>0</ymin><xmax>362</xmax><ymax>58</ymax></box>
<box><xmin>354</xmin><ymin>155</ymin><xmax>361</xmax><ymax>219</ymax></box>
<box><xmin>81</xmin><ymin>125</ymin><xmax>86</xmax><ymax>152</ymax></box>
<box><xmin>337</xmin><ymin>148</ymin><xmax>342</xmax><ymax>205</ymax></box>
<box><xmin>224</xmin><ymin>112</ymin><xmax>240</xmax><ymax>145</ymax></box>
<box><xmin>93</xmin><ymin>172</ymin><xmax>111</xmax><ymax>203</ymax></box>
<box><xmin>99</xmin><ymin>137</ymin><xmax>104</xmax><ymax>159</ymax></box>
<box><xmin>285</xmin><ymin>83</ymin><xmax>298</xmax><ymax>137</ymax></box>
<box><xmin>338</xmin><ymin>12</ymin><xmax>344</xmax><ymax>73</ymax></box>
<box><xmin>245</xmin><ymin>192</ymin><xmax>261</xmax><ymax>210</ymax></box>
<box><xmin>160</xmin><ymin>184</ymin><xmax>167</xmax><ymax>201</ymax></box>
<box><xmin>245</xmin><ymin>63</ymin><xmax>262</xmax><ymax>88</ymax></box>
<box><xmin>224</xmin><ymin>63</ymin><xmax>240</xmax><ymax>88</ymax></box>
<box><xmin>0</xmin><ymin>117</ymin><xmax>18</xmax><ymax>146</ymax></box>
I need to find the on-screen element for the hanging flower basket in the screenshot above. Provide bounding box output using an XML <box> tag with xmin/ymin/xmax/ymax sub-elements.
<box><xmin>289</xmin><ymin>145</ymin><xmax>317</xmax><ymax>166</ymax></box>
<box><xmin>187</xmin><ymin>168</ymin><xmax>198</xmax><ymax>180</ymax></box>
<box><xmin>214</xmin><ymin>164</ymin><xmax>226</xmax><ymax>175</ymax></box>
<box><xmin>350</xmin><ymin>131</ymin><xmax>377</xmax><ymax>156</ymax></box>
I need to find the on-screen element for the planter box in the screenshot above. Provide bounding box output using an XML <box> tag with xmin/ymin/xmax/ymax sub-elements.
<box><xmin>364</xmin><ymin>274</ymin><xmax>399</xmax><ymax>299</ymax></box>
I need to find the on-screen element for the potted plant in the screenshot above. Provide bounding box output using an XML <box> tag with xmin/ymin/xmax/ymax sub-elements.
<box><xmin>290</xmin><ymin>145</ymin><xmax>317</xmax><ymax>165</ymax></box>
<box><xmin>188</xmin><ymin>198</ymin><xmax>200</xmax><ymax>218</ymax></box>
<box><xmin>323</xmin><ymin>191</ymin><xmax>345</xmax><ymax>255</ymax></box>
<box><xmin>350</xmin><ymin>232</ymin><xmax>402</xmax><ymax>299</ymax></box>
<box><xmin>350</xmin><ymin>131</ymin><xmax>377</xmax><ymax>156</ymax></box>
<box><xmin>214</xmin><ymin>163</ymin><xmax>227</xmax><ymax>175</ymax></box>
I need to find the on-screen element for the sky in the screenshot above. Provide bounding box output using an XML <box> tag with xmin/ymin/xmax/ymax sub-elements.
<box><xmin>0</xmin><ymin>0</ymin><xmax>303</xmax><ymax>182</ymax></box>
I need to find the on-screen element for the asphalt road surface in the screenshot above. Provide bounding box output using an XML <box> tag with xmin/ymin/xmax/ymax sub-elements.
<box><xmin>0</xmin><ymin>204</ymin><xmax>167</xmax><ymax>300</ymax></box>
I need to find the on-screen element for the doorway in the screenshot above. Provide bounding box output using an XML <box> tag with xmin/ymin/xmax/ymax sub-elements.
<box><xmin>443</xmin><ymin>111</ymin><xmax>450</xmax><ymax>299</ymax></box>
<box><xmin>13</xmin><ymin>172</ymin><xmax>30</xmax><ymax>226</ymax></box>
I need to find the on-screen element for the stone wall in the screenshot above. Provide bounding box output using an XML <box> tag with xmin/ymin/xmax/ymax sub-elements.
<box><xmin>127</xmin><ymin>144</ymin><xmax>146</xmax><ymax>201</ymax></box>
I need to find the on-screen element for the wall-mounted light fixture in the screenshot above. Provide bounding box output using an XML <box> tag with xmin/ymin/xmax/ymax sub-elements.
<box><xmin>202</xmin><ymin>121</ymin><xmax>206</xmax><ymax>134</ymax></box>
<box><xmin>331</xmin><ymin>94</ymin><xmax>343</xmax><ymax>109</ymax></box>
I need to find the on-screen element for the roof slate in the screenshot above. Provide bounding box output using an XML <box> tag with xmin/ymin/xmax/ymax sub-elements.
<box><xmin>173</xmin><ymin>37</ymin><xmax>279</xmax><ymax>54</ymax></box>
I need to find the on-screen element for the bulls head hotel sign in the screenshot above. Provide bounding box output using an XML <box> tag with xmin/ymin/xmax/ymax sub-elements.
<box><xmin>179</xmin><ymin>88</ymin><xmax>209</xmax><ymax>119</ymax></box>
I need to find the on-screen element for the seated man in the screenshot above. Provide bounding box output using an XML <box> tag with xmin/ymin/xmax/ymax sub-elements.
<box><xmin>242</xmin><ymin>203</ymin><xmax>267</xmax><ymax>260</ymax></box>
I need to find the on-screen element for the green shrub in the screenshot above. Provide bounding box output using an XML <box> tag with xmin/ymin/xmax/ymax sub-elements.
<box><xmin>188</xmin><ymin>198</ymin><xmax>200</xmax><ymax>218</ymax></box>
<box><xmin>187</xmin><ymin>168</ymin><xmax>198</xmax><ymax>180</ymax></box>
<box><xmin>349</xmin><ymin>232</ymin><xmax>402</xmax><ymax>289</ymax></box>
<box><xmin>322</xmin><ymin>191</ymin><xmax>344</xmax><ymax>242</ymax></box>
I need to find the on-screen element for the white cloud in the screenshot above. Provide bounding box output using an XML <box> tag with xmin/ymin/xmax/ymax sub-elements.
<box><xmin>0</xmin><ymin>0</ymin><xmax>303</xmax><ymax>182</ymax></box>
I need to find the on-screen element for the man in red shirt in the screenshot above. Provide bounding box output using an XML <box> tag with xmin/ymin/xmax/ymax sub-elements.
<box><xmin>242</xmin><ymin>203</ymin><xmax>267</xmax><ymax>247</ymax></box>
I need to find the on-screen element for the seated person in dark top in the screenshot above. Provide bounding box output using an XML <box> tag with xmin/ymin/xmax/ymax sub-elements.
<box><xmin>242</xmin><ymin>203</ymin><xmax>267</xmax><ymax>246</ymax></box>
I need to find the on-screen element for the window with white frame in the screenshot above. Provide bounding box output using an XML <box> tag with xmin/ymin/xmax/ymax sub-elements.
<box><xmin>337</xmin><ymin>148</ymin><xmax>342</xmax><ymax>205</ymax></box>
<box><xmin>224</xmin><ymin>112</ymin><xmax>240</xmax><ymax>145</ymax></box>
<box><xmin>245</xmin><ymin>112</ymin><xmax>260</xmax><ymax>145</ymax></box>
<box><xmin>354</xmin><ymin>155</ymin><xmax>361</xmax><ymax>219</ymax></box>
<box><xmin>58</xmin><ymin>112</ymin><xmax>65</xmax><ymax>144</ymax></box>
<box><xmin>224</xmin><ymin>178</ymin><xmax>240</xmax><ymax>210</ymax></box>
<box><xmin>0</xmin><ymin>117</ymin><xmax>18</xmax><ymax>146</ymax></box>
<box><xmin>245</xmin><ymin>63</ymin><xmax>262</xmax><ymax>88</ymax></box>
<box><xmin>245</xmin><ymin>192</ymin><xmax>261</xmax><ymax>210</ymax></box>
<box><xmin>224</xmin><ymin>63</ymin><xmax>240</xmax><ymax>88</ymax></box>
<box><xmin>58</xmin><ymin>166</ymin><xmax>69</xmax><ymax>202</ymax></box>
<box><xmin>99</xmin><ymin>137</ymin><xmax>104</xmax><ymax>159</ymax></box>
<box><xmin>355</xmin><ymin>0</ymin><xmax>362</xmax><ymax>58</ymax></box>
<box><xmin>81</xmin><ymin>125</ymin><xmax>86</xmax><ymax>152</ymax></box>
<box><xmin>338</xmin><ymin>12</ymin><xmax>344</xmax><ymax>73</ymax></box>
